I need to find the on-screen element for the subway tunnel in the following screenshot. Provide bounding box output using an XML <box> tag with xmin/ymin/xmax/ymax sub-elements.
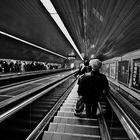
<box><xmin>0</xmin><ymin>0</ymin><xmax>140</xmax><ymax>63</ymax></box>
<box><xmin>0</xmin><ymin>0</ymin><xmax>139</xmax><ymax>140</ymax></box>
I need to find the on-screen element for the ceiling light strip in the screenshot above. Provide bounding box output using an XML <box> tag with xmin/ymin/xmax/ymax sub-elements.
<box><xmin>40</xmin><ymin>0</ymin><xmax>83</xmax><ymax>60</ymax></box>
<box><xmin>0</xmin><ymin>31</ymin><xmax>67</xmax><ymax>59</ymax></box>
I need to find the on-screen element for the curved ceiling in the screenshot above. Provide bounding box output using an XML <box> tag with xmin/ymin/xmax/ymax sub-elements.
<box><xmin>0</xmin><ymin>0</ymin><xmax>81</xmax><ymax>63</ymax></box>
<box><xmin>51</xmin><ymin>0</ymin><xmax>140</xmax><ymax>60</ymax></box>
<box><xmin>0</xmin><ymin>33</ymin><xmax>67</xmax><ymax>63</ymax></box>
<box><xmin>0</xmin><ymin>0</ymin><xmax>140</xmax><ymax>63</ymax></box>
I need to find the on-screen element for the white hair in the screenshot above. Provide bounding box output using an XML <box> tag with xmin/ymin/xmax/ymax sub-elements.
<box><xmin>90</xmin><ymin>59</ymin><xmax>102</xmax><ymax>71</ymax></box>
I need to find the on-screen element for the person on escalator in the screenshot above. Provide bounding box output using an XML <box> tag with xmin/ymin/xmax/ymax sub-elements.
<box><xmin>77</xmin><ymin>59</ymin><xmax>109</xmax><ymax>118</ymax></box>
<box><xmin>75</xmin><ymin>59</ymin><xmax>92</xmax><ymax>78</ymax></box>
<box><xmin>74</xmin><ymin>59</ymin><xmax>92</xmax><ymax>116</ymax></box>
<box><xmin>80</xmin><ymin>59</ymin><xmax>92</xmax><ymax>75</ymax></box>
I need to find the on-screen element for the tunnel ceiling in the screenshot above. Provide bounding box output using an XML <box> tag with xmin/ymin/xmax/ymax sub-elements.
<box><xmin>0</xmin><ymin>0</ymin><xmax>81</xmax><ymax>63</ymax></box>
<box><xmin>51</xmin><ymin>0</ymin><xmax>140</xmax><ymax>60</ymax></box>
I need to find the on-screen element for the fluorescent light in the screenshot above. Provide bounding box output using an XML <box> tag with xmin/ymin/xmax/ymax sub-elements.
<box><xmin>40</xmin><ymin>0</ymin><xmax>83</xmax><ymax>60</ymax></box>
<box><xmin>90</xmin><ymin>54</ymin><xmax>95</xmax><ymax>59</ymax></box>
<box><xmin>91</xmin><ymin>44</ymin><xmax>95</xmax><ymax>48</ymax></box>
<box><xmin>0</xmin><ymin>31</ymin><xmax>67</xmax><ymax>59</ymax></box>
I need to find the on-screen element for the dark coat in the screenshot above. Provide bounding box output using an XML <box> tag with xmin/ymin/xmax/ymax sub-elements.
<box><xmin>75</xmin><ymin>65</ymin><xmax>92</xmax><ymax>77</ymax></box>
<box><xmin>77</xmin><ymin>71</ymin><xmax>109</xmax><ymax>104</ymax></box>
<box><xmin>80</xmin><ymin>65</ymin><xmax>92</xmax><ymax>75</ymax></box>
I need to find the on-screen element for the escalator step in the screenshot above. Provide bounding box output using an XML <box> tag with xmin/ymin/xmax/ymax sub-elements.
<box><xmin>112</xmin><ymin>137</ymin><xmax>130</xmax><ymax>140</ymax></box>
<box><xmin>30</xmin><ymin>113</ymin><xmax>45</xmax><ymax>121</ymax></box>
<box><xmin>53</xmin><ymin>116</ymin><xmax>99</xmax><ymax>126</ymax></box>
<box><xmin>110</xmin><ymin>127</ymin><xmax>129</xmax><ymax>137</ymax></box>
<box><xmin>62</xmin><ymin>103</ymin><xmax>76</xmax><ymax>107</ymax></box>
<box><xmin>31</xmin><ymin>108</ymin><xmax>49</xmax><ymax>113</ymax></box>
<box><xmin>59</xmin><ymin>107</ymin><xmax>76</xmax><ymax>112</ymax></box>
<box><xmin>40</xmin><ymin>98</ymin><xmax>58</xmax><ymax>102</ymax></box>
<box><xmin>107</xmin><ymin>120</ymin><xmax>123</xmax><ymax>127</ymax></box>
<box><xmin>48</xmin><ymin>122</ymin><xmax>100</xmax><ymax>136</ymax></box>
<box><xmin>57</xmin><ymin>111</ymin><xmax>85</xmax><ymax>118</ymax></box>
<box><xmin>42</xmin><ymin>131</ymin><xmax>100</xmax><ymax>140</ymax></box>
<box><xmin>33</xmin><ymin>102</ymin><xmax>55</xmax><ymax>107</ymax></box>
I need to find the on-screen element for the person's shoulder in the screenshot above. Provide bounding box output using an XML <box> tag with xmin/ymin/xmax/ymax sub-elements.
<box><xmin>82</xmin><ymin>72</ymin><xmax>93</xmax><ymax>81</ymax></box>
<box><xmin>99</xmin><ymin>73</ymin><xmax>107</xmax><ymax>79</ymax></box>
<box><xmin>89</xmin><ymin>65</ymin><xmax>92</xmax><ymax>69</ymax></box>
<box><xmin>99</xmin><ymin>72</ymin><xmax>105</xmax><ymax>76</ymax></box>
<box><xmin>79</xmin><ymin>72</ymin><xmax>91</xmax><ymax>81</ymax></box>
<box><xmin>85</xmin><ymin>72</ymin><xmax>92</xmax><ymax>77</ymax></box>
<box><xmin>78</xmin><ymin>74</ymin><xmax>85</xmax><ymax>84</ymax></box>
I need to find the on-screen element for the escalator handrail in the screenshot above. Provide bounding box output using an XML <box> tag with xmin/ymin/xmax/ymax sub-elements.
<box><xmin>106</xmin><ymin>93</ymin><xmax>140</xmax><ymax>140</ymax></box>
<box><xmin>110</xmin><ymin>87</ymin><xmax>140</xmax><ymax>128</ymax></box>
<box><xmin>98</xmin><ymin>102</ymin><xmax>112</xmax><ymax>140</ymax></box>
<box><xmin>110</xmin><ymin>86</ymin><xmax>140</xmax><ymax>126</ymax></box>
<box><xmin>0</xmin><ymin>68</ymin><xmax>71</xmax><ymax>80</ymax></box>
<box><xmin>26</xmin><ymin>76</ymin><xmax>77</xmax><ymax>140</ymax></box>
<box><xmin>0</xmin><ymin>72</ymin><xmax>75</xmax><ymax>123</ymax></box>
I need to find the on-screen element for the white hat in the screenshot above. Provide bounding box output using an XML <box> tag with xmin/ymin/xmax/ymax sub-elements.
<box><xmin>90</xmin><ymin>59</ymin><xmax>102</xmax><ymax>71</ymax></box>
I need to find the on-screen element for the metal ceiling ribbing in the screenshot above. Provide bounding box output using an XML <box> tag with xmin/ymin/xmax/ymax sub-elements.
<box><xmin>51</xmin><ymin>0</ymin><xmax>85</xmax><ymax>53</ymax></box>
<box><xmin>0</xmin><ymin>0</ymin><xmax>81</xmax><ymax>62</ymax></box>
<box><xmin>51</xmin><ymin>0</ymin><xmax>140</xmax><ymax>60</ymax></box>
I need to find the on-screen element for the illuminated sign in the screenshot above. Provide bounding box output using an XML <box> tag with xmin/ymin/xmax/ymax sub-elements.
<box><xmin>67</xmin><ymin>56</ymin><xmax>76</xmax><ymax>60</ymax></box>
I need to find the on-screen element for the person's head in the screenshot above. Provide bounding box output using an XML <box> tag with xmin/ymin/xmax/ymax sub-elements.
<box><xmin>90</xmin><ymin>59</ymin><xmax>102</xmax><ymax>71</ymax></box>
<box><xmin>84</xmin><ymin>60</ymin><xmax>89</xmax><ymax>66</ymax></box>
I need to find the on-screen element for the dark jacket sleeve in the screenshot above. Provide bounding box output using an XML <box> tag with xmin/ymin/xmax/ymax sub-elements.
<box><xmin>77</xmin><ymin>75</ymin><xmax>86</xmax><ymax>96</ymax></box>
<box><xmin>102</xmin><ymin>75</ymin><xmax>110</xmax><ymax>93</ymax></box>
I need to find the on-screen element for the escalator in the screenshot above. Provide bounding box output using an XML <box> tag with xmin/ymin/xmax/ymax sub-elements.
<box><xmin>99</xmin><ymin>99</ymin><xmax>130</xmax><ymax>140</ymax></box>
<box><xmin>42</xmin><ymin>82</ymin><xmax>139</xmax><ymax>140</ymax></box>
<box><xmin>0</xmin><ymin>75</ymin><xmax>75</xmax><ymax>140</ymax></box>
<box><xmin>99</xmin><ymin>92</ymin><xmax>140</xmax><ymax>140</ymax></box>
<box><xmin>42</xmin><ymin>84</ymin><xmax>101</xmax><ymax>140</ymax></box>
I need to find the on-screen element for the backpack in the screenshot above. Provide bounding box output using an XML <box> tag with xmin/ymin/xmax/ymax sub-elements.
<box><xmin>75</xmin><ymin>96</ymin><xmax>84</xmax><ymax>113</ymax></box>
